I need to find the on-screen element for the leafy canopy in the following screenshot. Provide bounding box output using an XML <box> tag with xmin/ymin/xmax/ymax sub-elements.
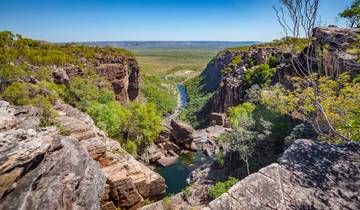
<box><xmin>339</xmin><ymin>0</ymin><xmax>360</xmax><ymax>28</ymax></box>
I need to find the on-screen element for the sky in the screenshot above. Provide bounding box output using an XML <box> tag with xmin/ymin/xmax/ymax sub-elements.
<box><xmin>0</xmin><ymin>0</ymin><xmax>354</xmax><ymax>42</ymax></box>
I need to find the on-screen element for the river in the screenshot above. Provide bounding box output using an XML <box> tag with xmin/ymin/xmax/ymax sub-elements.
<box><xmin>157</xmin><ymin>83</ymin><xmax>210</xmax><ymax>195</ymax></box>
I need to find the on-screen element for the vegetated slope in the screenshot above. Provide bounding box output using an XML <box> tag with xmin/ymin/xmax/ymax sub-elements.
<box><xmin>0</xmin><ymin>31</ymin><xmax>167</xmax><ymax>156</ymax></box>
<box><xmin>0</xmin><ymin>32</ymin><xmax>168</xmax><ymax>209</ymax></box>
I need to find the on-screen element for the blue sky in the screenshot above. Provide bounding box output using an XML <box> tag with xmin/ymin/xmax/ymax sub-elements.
<box><xmin>0</xmin><ymin>0</ymin><xmax>353</xmax><ymax>42</ymax></box>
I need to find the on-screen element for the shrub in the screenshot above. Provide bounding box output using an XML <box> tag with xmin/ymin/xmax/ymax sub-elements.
<box><xmin>209</xmin><ymin>177</ymin><xmax>239</xmax><ymax>199</ymax></box>
<box><xmin>244</xmin><ymin>64</ymin><xmax>277</xmax><ymax>88</ymax></box>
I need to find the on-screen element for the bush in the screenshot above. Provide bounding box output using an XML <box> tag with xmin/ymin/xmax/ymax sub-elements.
<box><xmin>244</xmin><ymin>64</ymin><xmax>276</xmax><ymax>88</ymax></box>
<box><xmin>209</xmin><ymin>177</ymin><xmax>239</xmax><ymax>199</ymax></box>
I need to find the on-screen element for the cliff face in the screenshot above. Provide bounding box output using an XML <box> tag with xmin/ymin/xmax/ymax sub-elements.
<box><xmin>0</xmin><ymin>101</ymin><xmax>166</xmax><ymax>210</ymax></box>
<box><xmin>207</xmin><ymin>139</ymin><xmax>360</xmax><ymax>210</ymax></box>
<box><xmin>94</xmin><ymin>55</ymin><xmax>140</xmax><ymax>103</ymax></box>
<box><xmin>205</xmin><ymin>27</ymin><xmax>360</xmax><ymax>113</ymax></box>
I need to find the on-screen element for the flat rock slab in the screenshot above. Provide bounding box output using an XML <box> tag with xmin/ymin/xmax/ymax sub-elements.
<box><xmin>208</xmin><ymin>139</ymin><xmax>360</xmax><ymax>210</ymax></box>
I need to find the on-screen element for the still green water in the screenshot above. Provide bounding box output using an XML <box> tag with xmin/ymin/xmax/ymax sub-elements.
<box><xmin>156</xmin><ymin>152</ymin><xmax>210</xmax><ymax>195</ymax></box>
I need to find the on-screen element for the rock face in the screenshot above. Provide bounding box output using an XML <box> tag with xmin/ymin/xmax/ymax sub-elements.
<box><xmin>53</xmin><ymin>103</ymin><xmax>166</xmax><ymax>209</ymax></box>
<box><xmin>95</xmin><ymin>56</ymin><xmax>140</xmax><ymax>103</ymax></box>
<box><xmin>0</xmin><ymin>101</ymin><xmax>105</xmax><ymax>210</ymax></box>
<box><xmin>207</xmin><ymin>139</ymin><xmax>360</xmax><ymax>210</ymax></box>
<box><xmin>206</xmin><ymin>27</ymin><xmax>360</xmax><ymax>113</ymax></box>
<box><xmin>210</xmin><ymin>48</ymin><xmax>283</xmax><ymax>113</ymax></box>
<box><xmin>312</xmin><ymin>27</ymin><xmax>360</xmax><ymax>77</ymax></box>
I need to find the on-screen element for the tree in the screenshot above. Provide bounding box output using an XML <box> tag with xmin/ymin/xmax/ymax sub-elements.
<box><xmin>273</xmin><ymin>0</ymin><xmax>350</xmax><ymax>142</ymax></box>
<box><xmin>339</xmin><ymin>0</ymin><xmax>360</xmax><ymax>28</ymax></box>
<box><xmin>220</xmin><ymin>103</ymin><xmax>272</xmax><ymax>175</ymax></box>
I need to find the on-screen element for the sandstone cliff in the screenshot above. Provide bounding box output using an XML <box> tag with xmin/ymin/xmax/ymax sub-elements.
<box><xmin>94</xmin><ymin>55</ymin><xmax>139</xmax><ymax>103</ymax></box>
<box><xmin>0</xmin><ymin>101</ymin><xmax>166</xmax><ymax>210</ymax></box>
<box><xmin>206</xmin><ymin>139</ymin><xmax>360</xmax><ymax>210</ymax></box>
<box><xmin>204</xmin><ymin>27</ymin><xmax>360</xmax><ymax>113</ymax></box>
<box><xmin>0</xmin><ymin>101</ymin><xmax>106</xmax><ymax>210</ymax></box>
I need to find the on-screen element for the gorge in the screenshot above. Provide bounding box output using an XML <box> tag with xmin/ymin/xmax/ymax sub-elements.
<box><xmin>1</xmin><ymin>0</ymin><xmax>360</xmax><ymax>209</ymax></box>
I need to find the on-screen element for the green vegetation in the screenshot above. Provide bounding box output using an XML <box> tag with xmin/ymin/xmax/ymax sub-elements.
<box><xmin>179</xmin><ymin>76</ymin><xmax>214</xmax><ymax>128</ymax></box>
<box><xmin>339</xmin><ymin>0</ymin><xmax>360</xmax><ymax>28</ymax></box>
<box><xmin>243</xmin><ymin>64</ymin><xmax>277</xmax><ymax>88</ymax></box>
<box><xmin>0</xmin><ymin>31</ymin><xmax>133</xmax><ymax>67</ymax></box>
<box><xmin>226</xmin><ymin>37</ymin><xmax>309</xmax><ymax>53</ymax></box>
<box><xmin>134</xmin><ymin>48</ymin><xmax>217</xmax><ymax>76</ymax></box>
<box><xmin>0</xmin><ymin>31</ymin><xmax>163</xmax><ymax>156</ymax></box>
<box><xmin>261</xmin><ymin>73</ymin><xmax>360</xmax><ymax>143</ymax></box>
<box><xmin>65</xmin><ymin>77</ymin><xmax>163</xmax><ymax>153</ymax></box>
<box><xmin>141</xmin><ymin>75</ymin><xmax>177</xmax><ymax>116</ymax></box>
<box><xmin>220</xmin><ymin>102</ymin><xmax>273</xmax><ymax>175</ymax></box>
<box><xmin>135</xmin><ymin>48</ymin><xmax>217</xmax><ymax>117</ymax></box>
<box><xmin>209</xmin><ymin>177</ymin><xmax>239</xmax><ymax>199</ymax></box>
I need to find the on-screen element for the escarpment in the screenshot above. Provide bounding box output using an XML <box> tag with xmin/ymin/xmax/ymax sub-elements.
<box><xmin>204</xmin><ymin>27</ymin><xmax>360</xmax><ymax>113</ymax></box>
<box><xmin>0</xmin><ymin>101</ymin><xmax>166</xmax><ymax>210</ymax></box>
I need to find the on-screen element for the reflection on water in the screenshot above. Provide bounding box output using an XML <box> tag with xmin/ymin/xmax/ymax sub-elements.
<box><xmin>156</xmin><ymin>152</ymin><xmax>210</xmax><ymax>195</ymax></box>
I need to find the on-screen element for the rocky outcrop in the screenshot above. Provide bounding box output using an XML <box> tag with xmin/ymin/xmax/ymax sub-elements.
<box><xmin>54</xmin><ymin>103</ymin><xmax>166</xmax><ymax>209</ymax></box>
<box><xmin>207</xmin><ymin>27</ymin><xmax>360</xmax><ymax>113</ymax></box>
<box><xmin>0</xmin><ymin>101</ymin><xmax>105</xmax><ymax>210</ymax></box>
<box><xmin>312</xmin><ymin>27</ymin><xmax>360</xmax><ymax>77</ymax></box>
<box><xmin>95</xmin><ymin>56</ymin><xmax>140</xmax><ymax>103</ymax></box>
<box><xmin>210</xmin><ymin>48</ymin><xmax>283</xmax><ymax>113</ymax></box>
<box><xmin>207</xmin><ymin>139</ymin><xmax>360</xmax><ymax>210</ymax></box>
<box><xmin>170</xmin><ymin>120</ymin><xmax>194</xmax><ymax>149</ymax></box>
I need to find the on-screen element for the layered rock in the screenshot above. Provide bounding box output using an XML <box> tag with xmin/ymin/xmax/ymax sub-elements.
<box><xmin>0</xmin><ymin>101</ymin><xmax>105</xmax><ymax>210</ymax></box>
<box><xmin>95</xmin><ymin>56</ymin><xmax>140</xmax><ymax>103</ymax></box>
<box><xmin>207</xmin><ymin>139</ymin><xmax>360</xmax><ymax>210</ymax></box>
<box><xmin>54</xmin><ymin>103</ymin><xmax>166</xmax><ymax>209</ymax></box>
<box><xmin>206</xmin><ymin>27</ymin><xmax>360</xmax><ymax>113</ymax></box>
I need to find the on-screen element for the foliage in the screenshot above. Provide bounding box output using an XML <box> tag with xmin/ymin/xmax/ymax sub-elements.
<box><xmin>231</xmin><ymin>55</ymin><xmax>242</xmax><ymax>65</ymax></box>
<box><xmin>268</xmin><ymin>56</ymin><xmax>278</xmax><ymax>68</ymax></box>
<box><xmin>261</xmin><ymin>73</ymin><xmax>360</xmax><ymax>143</ymax></box>
<box><xmin>123</xmin><ymin>141</ymin><xmax>138</xmax><ymax>157</ymax></box>
<box><xmin>243</xmin><ymin>64</ymin><xmax>277</xmax><ymax>88</ymax></box>
<box><xmin>64</xmin><ymin>76</ymin><xmax>114</xmax><ymax>108</ymax></box>
<box><xmin>339</xmin><ymin>0</ymin><xmax>360</xmax><ymax>28</ymax></box>
<box><xmin>225</xmin><ymin>38</ymin><xmax>308</xmax><ymax>53</ymax></box>
<box><xmin>228</xmin><ymin>102</ymin><xmax>256</xmax><ymax>127</ymax></box>
<box><xmin>209</xmin><ymin>177</ymin><xmax>239</xmax><ymax>199</ymax></box>
<box><xmin>162</xmin><ymin>196</ymin><xmax>173</xmax><ymax>210</ymax></box>
<box><xmin>284</xmin><ymin>123</ymin><xmax>316</xmax><ymax>148</ymax></box>
<box><xmin>215</xmin><ymin>150</ymin><xmax>225</xmax><ymax>167</ymax></box>
<box><xmin>221</xmin><ymin>102</ymin><xmax>273</xmax><ymax>175</ymax></box>
<box><xmin>179</xmin><ymin>76</ymin><xmax>214</xmax><ymax>128</ymax></box>
<box><xmin>0</xmin><ymin>31</ymin><xmax>134</xmax><ymax>67</ymax></box>
<box><xmin>141</xmin><ymin>75</ymin><xmax>177</xmax><ymax>116</ymax></box>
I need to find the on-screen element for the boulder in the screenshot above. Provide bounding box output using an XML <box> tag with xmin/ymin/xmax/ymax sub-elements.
<box><xmin>0</xmin><ymin>101</ymin><xmax>105</xmax><ymax>210</ymax></box>
<box><xmin>160</xmin><ymin>140</ymin><xmax>180</xmax><ymax>151</ymax></box>
<box><xmin>170</xmin><ymin>120</ymin><xmax>194</xmax><ymax>144</ymax></box>
<box><xmin>208</xmin><ymin>139</ymin><xmax>360</xmax><ymax>210</ymax></box>
<box><xmin>210</xmin><ymin>113</ymin><xmax>226</xmax><ymax>126</ymax></box>
<box><xmin>53</xmin><ymin>67</ymin><xmax>70</xmax><ymax>84</ymax></box>
<box><xmin>156</xmin><ymin>156</ymin><xmax>179</xmax><ymax>167</ymax></box>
